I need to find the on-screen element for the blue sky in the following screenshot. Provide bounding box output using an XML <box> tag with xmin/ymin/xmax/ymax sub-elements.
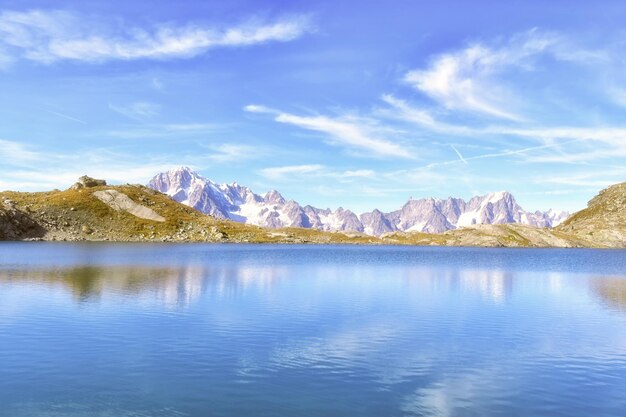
<box><xmin>1</xmin><ymin>0</ymin><xmax>625</xmax><ymax>213</ymax></box>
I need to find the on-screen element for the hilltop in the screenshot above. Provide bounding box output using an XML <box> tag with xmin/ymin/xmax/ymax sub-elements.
<box><xmin>557</xmin><ymin>182</ymin><xmax>626</xmax><ymax>248</ymax></box>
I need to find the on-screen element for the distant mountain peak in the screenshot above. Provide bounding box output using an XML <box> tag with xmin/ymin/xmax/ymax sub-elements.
<box><xmin>484</xmin><ymin>190</ymin><xmax>511</xmax><ymax>202</ymax></box>
<box><xmin>147</xmin><ymin>168</ymin><xmax>569</xmax><ymax>236</ymax></box>
<box><xmin>264</xmin><ymin>190</ymin><xmax>285</xmax><ymax>205</ymax></box>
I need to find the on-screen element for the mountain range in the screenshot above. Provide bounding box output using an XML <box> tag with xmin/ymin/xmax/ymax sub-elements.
<box><xmin>1</xmin><ymin>174</ymin><xmax>623</xmax><ymax>248</ymax></box>
<box><xmin>147</xmin><ymin>167</ymin><xmax>569</xmax><ymax>236</ymax></box>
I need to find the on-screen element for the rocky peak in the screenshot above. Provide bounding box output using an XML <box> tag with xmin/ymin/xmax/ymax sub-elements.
<box><xmin>170</xmin><ymin>166</ymin><xmax>198</xmax><ymax>186</ymax></box>
<box><xmin>264</xmin><ymin>190</ymin><xmax>285</xmax><ymax>205</ymax></box>
<box><xmin>69</xmin><ymin>175</ymin><xmax>107</xmax><ymax>190</ymax></box>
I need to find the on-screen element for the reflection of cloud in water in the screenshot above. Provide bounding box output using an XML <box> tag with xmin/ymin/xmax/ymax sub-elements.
<box><xmin>261</xmin><ymin>320</ymin><xmax>439</xmax><ymax>389</ymax></box>
<box><xmin>590</xmin><ymin>276</ymin><xmax>626</xmax><ymax>312</ymax></box>
<box><xmin>269</xmin><ymin>321</ymin><xmax>399</xmax><ymax>369</ymax></box>
<box><xmin>401</xmin><ymin>368</ymin><xmax>501</xmax><ymax>417</ymax></box>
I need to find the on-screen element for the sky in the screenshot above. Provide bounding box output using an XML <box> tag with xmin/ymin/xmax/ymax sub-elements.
<box><xmin>1</xmin><ymin>0</ymin><xmax>625</xmax><ymax>213</ymax></box>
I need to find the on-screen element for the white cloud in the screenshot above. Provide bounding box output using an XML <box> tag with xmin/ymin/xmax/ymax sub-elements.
<box><xmin>0</xmin><ymin>10</ymin><xmax>311</xmax><ymax>64</ymax></box>
<box><xmin>0</xmin><ymin>139</ymin><xmax>178</xmax><ymax>190</ymax></box>
<box><xmin>259</xmin><ymin>164</ymin><xmax>324</xmax><ymax>180</ymax></box>
<box><xmin>0</xmin><ymin>139</ymin><xmax>41</xmax><ymax>162</ymax></box>
<box><xmin>340</xmin><ymin>169</ymin><xmax>375</xmax><ymax>178</ymax></box>
<box><xmin>542</xmin><ymin>177</ymin><xmax>620</xmax><ymax>188</ymax></box>
<box><xmin>104</xmin><ymin>123</ymin><xmax>223</xmax><ymax>139</ymax></box>
<box><xmin>381</xmin><ymin>94</ymin><xmax>471</xmax><ymax>135</ymax></box>
<box><xmin>202</xmin><ymin>143</ymin><xmax>265</xmax><ymax>163</ymax></box>
<box><xmin>0</xmin><ymin>137</ymin><xmax>262</xmax><ymax>191</ymax></box>
<box><xmin>404</xmin><ymin>29</ymin><xmax>563</xmax><ymax>120</ymax></box>
<box><xmin>243</xmin><ymin>104</ymin><xmax>276</xmax><ymax>113</ymax></box>
<box><xmin>381</xmin><ymin>94</ymin><xmax>626</xmax><ymax>165</ymax></box>
<box><xmin>162</xmin><ymin>123</ymin><xmax>220</xmax><ymax>132</ymax></box>
<box><xmin>245</xmin><ymin>104</ymin><xmax>413</xmax><ymax>159</ymax></box>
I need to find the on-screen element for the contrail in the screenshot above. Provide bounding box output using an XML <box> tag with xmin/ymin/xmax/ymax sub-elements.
<box><xmin>450</xmin><ymin>144</ymin><xmax>468</xmax><ymax>164</ymax></box>
<box><xmin>421</xmin><ymin>138</ymin><xmax>586</xmax><ymax>170</ymax></box>
<box><xmin>44</xmin><ymin>109</ymin><xmax>87</xmax><ymax>124</ymax></box>
<box><xmin>463</xmin><ymin>138</ymin><xmax>586</xmax><ymax>162</ymax></box>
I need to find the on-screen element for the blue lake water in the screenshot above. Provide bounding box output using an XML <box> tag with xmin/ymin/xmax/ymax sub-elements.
<box><xmin>0</xmin><ymin>243</ymin><xmax>625</xmax><ymax>417</ymax></box>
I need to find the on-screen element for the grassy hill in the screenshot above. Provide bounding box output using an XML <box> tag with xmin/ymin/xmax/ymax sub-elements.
<box><xmin>0</xmin><ymin>181</ymin><xmax>378</xmax><ymax>244</ymax></box>
<box><xmin>383</xmin><ymin>223</ymin><xmax>595</xmax><ymax>247</ymax></box>
<box><xmin>556</xmin><ymin>182</ymin><xmax>626</xmax><ymax>248</ymax></box>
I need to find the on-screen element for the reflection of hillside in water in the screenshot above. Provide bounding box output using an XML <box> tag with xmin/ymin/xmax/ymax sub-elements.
<box><xmin>0</xmin><ymin>264</ymin><xmax>287</xmax><ymax>307</ymax></box>
<box><xmin>590</xmin><ymin>277</ymin><xmax>626</xmax><ymax>312</ymax></box>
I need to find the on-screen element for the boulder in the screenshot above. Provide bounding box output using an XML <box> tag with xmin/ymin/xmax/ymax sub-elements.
<box><xmin>70</xmin><ymin>175</ymin><xmax>107</xmax><ymax>190</ymax></box>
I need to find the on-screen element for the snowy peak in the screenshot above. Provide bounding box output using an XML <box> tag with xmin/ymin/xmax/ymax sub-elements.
<box><xmin>147</xmin><ymin>167</ymin><xmax>570</xmax><ymax>236</ymax></box>
<box><xmin>264</xmin><ymin>190</ymin><xmax>285</xmax><ymax>205</ymax></box>
<box><xmin>484</xmin><ymin>191</ymin><xmax>513</xmax><ymax>204</ymax></box>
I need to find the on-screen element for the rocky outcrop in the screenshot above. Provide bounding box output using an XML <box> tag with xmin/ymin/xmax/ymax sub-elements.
<box><xmin>0</xmin><ymin>199</ymin><xmax>45</xmax><ymax>240</ymax></box>
<box><xmin>93</xmin><ymin>190</ymin><xmax>166</xmax><ymax>222</ymax></box>
<box><xmin>70</xmin><ymin>175</ymin><xmax>107</xmax><ymax>190</ymax></box>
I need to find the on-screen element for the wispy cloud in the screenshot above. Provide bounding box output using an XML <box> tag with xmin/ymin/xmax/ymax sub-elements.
<box><xmin>259</xmin><ymin>164</ymin><xmax>325</xmax><ymax>180</ymax></box>
<box><xmin>259</xmin><ymin>164</ymin><xmax>378</xmax><ymax>183</ymax></box>
<box><xmin>488</xmin><ymin>127</ymin><xmax>626</xmax><ymax>164</ymax></box>
<box><xmin>104</xmin><ymin>123</ymin><xmax>223</xmax><ymax>139</ymax></box>
<box><xmin>0</xmin><ymin>138</ymin><xmax>185</xmax><ymax>191</ymax></box>
<box><xmin>539</xmin><ymin>168</ymin><xmax>626</xmax><ymax>187</ymax></box>
<box><xmin>0</xmin><ymin>139</ymin><xmax>41</xmax><ymax>163</ymax></box>
<box><xmin>380</xmin><ymin>94</ymin><xmax>470</xmax><ymax>135</ymax></box>
<box><xmin>201</xmin><ymin>143</ymin><xmax>266</xmax><ymax>163</ymax></box>
<box><xmin>0</xmin><ymin>10</ymin><xmax>312</xmax><ymax>65</ymax></box>
<box><xmin>403</xmin><ymin>29</ymin><xmax>570</xmax><ymax>120</ymax></box>
<box><xmin>109</xmin><ymin>101</ymin><xmax>160</xmax><ymax>121</ymax></box>
<box><xmin>245</xmin><ymin>104</ymin><xmax>413</xmax><ymax>159</ymax></box>
<box><xmin>381</xmin><ymin>94</ymin><xmax>626</xmax><ymax>165</ymax></box>
<box><xmin>341</xmin><ymin>169</ymin><xmax>376</xmax><ymax>178</ymax></box>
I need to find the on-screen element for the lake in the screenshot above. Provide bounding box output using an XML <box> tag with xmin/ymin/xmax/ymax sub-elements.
<box><xmin>0</xmin><ymin>243</ymin><xmax>625</xmax><ymax>417</ymax></box>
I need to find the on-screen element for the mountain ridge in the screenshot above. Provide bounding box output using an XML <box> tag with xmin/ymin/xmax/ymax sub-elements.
<box><xmin>148</xmin><ymin>167</ymin><xmax>569</xmax><ymax>236</ymax></box>
<box><xmin>0</xmin><ymin>175</ymin><xmax>623</xmax><ymax>248</ymax></box>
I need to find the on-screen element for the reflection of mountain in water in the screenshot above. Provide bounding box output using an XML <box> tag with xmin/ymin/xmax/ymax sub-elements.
<box><xmin>590</xmin><ymin>277</ymin><xmax>626</xmax><ymax>312</ymax></box>
<box><xmin>403</xmin><ymin>268</ymin><xmax>514</xmax><ymax>303</ymax></box>
<box><xmin>0</xmin><ymin>264</ymin><xmax>287</xmax><ymax>307</ymax></box>
<box><xmin>458</xmin><ymin>270</ymin><xmax>514</xmax><ymax>303</ymax></box>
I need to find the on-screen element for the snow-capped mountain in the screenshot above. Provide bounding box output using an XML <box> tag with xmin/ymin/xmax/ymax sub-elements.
<box><xmin>148</xmin><ymin>167</ymin><xmax>569</xmax><ymax>236</ymax></box>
